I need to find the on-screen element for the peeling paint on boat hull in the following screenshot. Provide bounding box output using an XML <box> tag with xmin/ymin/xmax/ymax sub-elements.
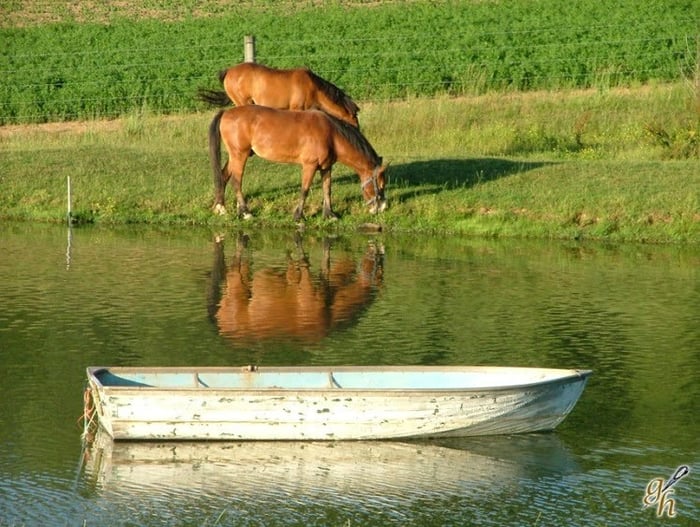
<box><xmin>86</xmin><ymin>366</ymin><xmax>591</xmax><ymax>441</ymax></box>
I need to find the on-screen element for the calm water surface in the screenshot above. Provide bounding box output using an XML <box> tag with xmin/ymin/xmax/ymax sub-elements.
<box><xmin>1</xmin><ymin>222</ymin><xmax>698</xmax><ymax>526</ymax></box>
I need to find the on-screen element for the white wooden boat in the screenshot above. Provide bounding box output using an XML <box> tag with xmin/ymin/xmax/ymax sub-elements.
<box><xmin>84</xmin><ymin>365</ymin><xmax>591</xmax><ymax>441</ymax></box>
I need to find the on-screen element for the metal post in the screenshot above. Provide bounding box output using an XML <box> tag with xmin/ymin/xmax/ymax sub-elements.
<box><xmin>244</xmin><ymin>35</ymin><xmax>256</xmax><ymax>63</ymax></box>
<box><xmin>66</xmin><ymin>175</ymin><xmax>73</xmax><ymax>269</ymax></box>
<box><xmin>67</xmin><ymin>175</ymin><xmax>72</xmax><ymax>223</ymax></box>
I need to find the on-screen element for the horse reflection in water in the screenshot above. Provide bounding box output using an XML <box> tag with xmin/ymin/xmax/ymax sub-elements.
<box><xmin>208</xmin><ymin>234</ymin><xmax>384</xmax><ymax>344</ymax></box>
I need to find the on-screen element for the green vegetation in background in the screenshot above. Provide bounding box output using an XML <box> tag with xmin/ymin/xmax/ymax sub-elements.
<box><xmin>1</xmin><ymin>0</ymin><xmax>697</xmax><ymax>123</ymax></box>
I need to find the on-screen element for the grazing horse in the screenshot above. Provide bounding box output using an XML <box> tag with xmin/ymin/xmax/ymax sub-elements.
<box><xmin>208</xmin><ymin>105</ymin><xmax>387</xmax><ymax>221</ymax></box>
<box><xmin>207</xmin><ymin>234</ymin><xmax>384</xmax><ymax>345</ymax></box>
<box><xmin>198</xmin><ymin>62</ymin><xmax>360</xmax><ymax>128</ymax></box>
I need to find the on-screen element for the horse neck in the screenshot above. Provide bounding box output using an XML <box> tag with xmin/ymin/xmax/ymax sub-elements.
<box><xmin>333</xmin><ymin>132</ymin><xmax>377</xmax><ymax>178</ymax></box>
<box><xmin>316</xmin><ymin>91</ymin><xmax>353</xmax><ymax>125</ymax></box>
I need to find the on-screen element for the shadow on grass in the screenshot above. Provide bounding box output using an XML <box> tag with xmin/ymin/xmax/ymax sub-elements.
<box><xmin>239</xmin><ymin>157</ymin><xmax>557</xmax><ymax>211</ymax></box>
<box><xmin>387</xmin><ymin>157</ymin><xmax>556</xmax><ymax>203</ymax></box>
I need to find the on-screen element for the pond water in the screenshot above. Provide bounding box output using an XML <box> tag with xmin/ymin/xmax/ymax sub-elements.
<box><xmin>1</xmin><ymin>222</ymin><xmax>698</xmax><ymax>526</ymax></box>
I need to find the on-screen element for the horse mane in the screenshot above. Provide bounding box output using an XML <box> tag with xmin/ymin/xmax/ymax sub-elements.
<box><xmin>325</xmin><ymin>114</ymin><xmax>381</xmax><ymax>166</ymax></box>
<box><xmin>306</xmin><ymin>69</ymin><xmax>360</xmax><ymax>117</ymax></box>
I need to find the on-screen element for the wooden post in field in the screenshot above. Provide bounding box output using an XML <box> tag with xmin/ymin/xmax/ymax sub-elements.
<box><xmin>244</xmin><ymin>35</ymin><xmax>256</xmax><ymax>63</ymax></box>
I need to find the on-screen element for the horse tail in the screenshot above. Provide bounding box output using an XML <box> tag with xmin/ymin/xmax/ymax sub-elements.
<box><xmin>197</xmin><ymin>88</ymin><xmax>232</xmax><ymax>107</ymax></box>
<box><xmin>197</xmin><ymin>68</ymin><xmax>234</xmax><ymax>107</ymax></box>
<box><xmin>209</xmin><ymin>110</ymin><xmax>226</xmax><ymax>198</ymax></box>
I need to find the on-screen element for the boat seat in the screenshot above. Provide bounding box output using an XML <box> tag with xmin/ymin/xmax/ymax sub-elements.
<box><xmin>329</xmin><ymin>372</ymin><xmax>342</xmax><ymax>388</ymax></box>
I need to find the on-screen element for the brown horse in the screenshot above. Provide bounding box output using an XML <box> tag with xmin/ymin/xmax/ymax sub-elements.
<box><xmin>207</xmin><ymin>234</ymin><xmax>384</xmax><ymax>345</ymax></box>
<box><xmin>208</xmin><ymin>105</ymin><xmax>387</xmax><ymax>221</ymax></box>
<box><xmin>198</xmin><ymin>62</ymin><xmax>360</xmax><ymax>128</ymax></box>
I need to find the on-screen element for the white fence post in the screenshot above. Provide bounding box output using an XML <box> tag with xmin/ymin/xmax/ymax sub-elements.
<box><xmin>244</xmin><ymin>35</ymin><xmax>256</xmax><ymax>63</ymax></box>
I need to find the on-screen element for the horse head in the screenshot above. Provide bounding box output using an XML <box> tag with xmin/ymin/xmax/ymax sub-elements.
<box><xmin>345</xmin><ymin>109</ymin><xmax>360</xmax><ymax>129</ymax></box>
<box><xmin>362</xmin><ymin>164</ymin><xmax>388</xmax><ymax>214</ymax></box>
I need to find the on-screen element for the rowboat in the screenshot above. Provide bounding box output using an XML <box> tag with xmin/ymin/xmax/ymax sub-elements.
<box><xmin>84</xmin><ymin>365</ymin><xmax>591</xmax><ymax>441</ymax></box>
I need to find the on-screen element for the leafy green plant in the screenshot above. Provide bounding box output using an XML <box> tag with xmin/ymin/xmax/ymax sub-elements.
<box><xmin>1</xmin><ymin>0</ymin><xmax>696</xmax><ymax>124</ymax></box>
<box><xmin>645</xmin><ymin>123</ymin><xmax>699</xmax><ymax>159</ymax></box>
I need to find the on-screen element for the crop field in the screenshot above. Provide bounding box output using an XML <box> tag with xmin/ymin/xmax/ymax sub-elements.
<box><xmin>1</xmin><ymin>0</ymin><xmax>697</xmax><ymax>124</ymax></box>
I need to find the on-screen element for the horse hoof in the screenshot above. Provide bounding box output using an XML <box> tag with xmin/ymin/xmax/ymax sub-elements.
<box><xmin>213</xmin><ymin>204</ymin><xmax>227</xmax><ymax>216</ymax></box>
<box><xmin>242</xmin><ymin>212</ymin><xmax>253</xmax><ymax>221</ymax></box>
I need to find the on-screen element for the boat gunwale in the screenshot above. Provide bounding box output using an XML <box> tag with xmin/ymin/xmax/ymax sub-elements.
<box><xmin>86</xmin><ymin>366</ymin><xmax>592</xmax><ymax>394</ymax></box>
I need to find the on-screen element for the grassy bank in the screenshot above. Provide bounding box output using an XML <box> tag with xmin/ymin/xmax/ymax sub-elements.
<box><xmin>2</xmin><ymin>83</ymin><xmax>697</xmax><ymax>243</ymax></box>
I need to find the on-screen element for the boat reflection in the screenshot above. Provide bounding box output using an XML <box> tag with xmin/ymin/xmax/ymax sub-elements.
<box><xmin>207</xmin><ymin>233</ymin><xmax>384</xmax><ymax>345</ymax></box>
<box><xmin>83</xmin><ymin>431</ymin><xmax>579</xmax><ymax>502</ymax></box>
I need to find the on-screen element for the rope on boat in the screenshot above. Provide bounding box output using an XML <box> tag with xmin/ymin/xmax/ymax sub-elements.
<box><xmin>79</xmin><ymin>384</ymin><xmax>98</xmax><ymax>443</ymax></box>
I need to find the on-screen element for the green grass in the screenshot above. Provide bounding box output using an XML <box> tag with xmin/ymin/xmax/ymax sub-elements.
<box><xmin>1</xmin><ymin>0</ymin><xmax>696</xmax><ymax>123</ymax></box>
<box><xmin>1</xmin><ymin>83</ymin><xmax>698</xmax><ymax>243</ymax></box>
<box><xmin>1</xmin><ymin>1</ymin><xmax>697</xmax><ymax>242</ymax></box>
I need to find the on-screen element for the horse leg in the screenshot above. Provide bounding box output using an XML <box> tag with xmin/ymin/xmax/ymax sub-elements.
<box><xmin>213</xmin><ymin>160</ymin><xmax>231</xmax><ymax>215</ymax></box>
<box><xmin>293</xmin><ymin>165</ymin><xmax>317</xmax><ymax>222</ymax></box>
<box><xmin>228</xmin><ymin>154</ymin><xmax>253</xmax><ymax>220</ymax></box>
<box><xmin>320</xmin><ymin>167</ymin><xmax>338</xmax><ymax>220</ymax></box>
